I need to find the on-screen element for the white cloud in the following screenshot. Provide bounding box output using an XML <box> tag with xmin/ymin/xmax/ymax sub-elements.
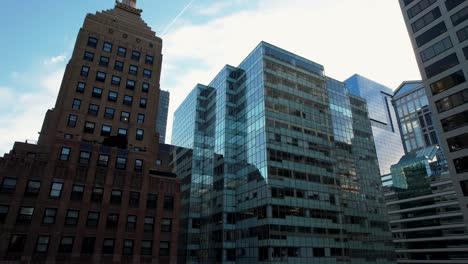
<box><xmin>44</xmin><ymin>54</ymin><xmax>67</xmax><ymax>65</ymax></box>
<box><xmin>160</xmin><ymin>0</ymin><xmax>421</xmax><ymax>143</ymax></box>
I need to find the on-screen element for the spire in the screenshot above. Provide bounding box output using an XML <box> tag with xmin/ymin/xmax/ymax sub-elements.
<box><xmin>122</xmin><ymin>0</ymin><xmax>137</xmax><ymax>8</ymax></box>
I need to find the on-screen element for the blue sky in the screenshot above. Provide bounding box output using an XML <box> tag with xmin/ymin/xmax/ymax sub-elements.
<box><xmin>0</xmin><ymin>0</ymin><xmax>421</xmax><ymax>154</ymax></box>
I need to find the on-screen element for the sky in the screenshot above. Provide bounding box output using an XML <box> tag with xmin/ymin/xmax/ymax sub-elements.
<box><xmin>0</xmin><ymin>0</ymin><xmax>421</xmax><ymax>154</ymax></box>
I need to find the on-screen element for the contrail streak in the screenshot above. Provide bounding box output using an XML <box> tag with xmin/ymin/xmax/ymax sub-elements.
<box><xmin>161</xmin><ymin>0</ymin><xmax>196</xmax><ymax>36</ymax></box>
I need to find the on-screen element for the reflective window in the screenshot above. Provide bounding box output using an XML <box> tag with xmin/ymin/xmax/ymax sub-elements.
<box><xmin>84</xmin><ymin>121</ymin><xmax>95</xmax><ymax>133</ymax></box>
<box><xmin>126</xmin><ymin>79</ymin><xmax>136</xmax><ymax>90</ymax></box>
<box><xmin>91</xmin><ymin>187</ymin><xmax>103</xmax><ymax>202</ymax></box>
<box><xmin>60</xmin><ymin>147</ymin><xmax>71</xmax><ymax>161</ymax></box>
<box><xmin>104</xmin><ymin>107</ymin><xmax>115</xmax><ymax>119</ymax></box>
<box><xmin>425</xmin><ymin>53</ymin><xmax>459</xmax><ymax>78</ymax></box>
<box><xmin>92</xmin><ymin>87</ymin><xmax>103</xmax><ymax>98</ymax></box>
<box><xmin>35</xmin><ymin>235</ymin><xmax>50</xmax><ymax>253</ymax></box>
<box><xmin>142</xmin><ymin>82</ymin><xmax>149</xmax><ymax>92</ymax></box>
<box><xmin>86</xmin><ymin>211</ymin><xmax>100</xmax><ymax>227</ymax></box>
<box><xmin>415</xmin><ymin>22</ymin><xmax>447</xmax><ymax>47</ymax></box>
<box><xmin>114</xmin><ymin>60</ymin><xmax>124</xmax><ymax>71</ymax></box>
<box><xmin>81</xmin><ymin>66</ymin><xmax>89</xmax><ymax>77</ymax></box>
<box><xmin>143</xmin><ymin>69</ymin><xmax>152</xmax><ymax>78</ymax></box>
<box><xmin>102</xmin><ymin>239</ymin><xmax>115</xmax><ymax>255</ymax></box>
<box><xmin>137</xmin><ymin>113</ymin><xmax>145</xmax><ymax>124</ymax></box>
<box><xmin>123</xmin><ymin>95</ymin><xmax>133</xmax><ymax>106</ymax></box>
<box><xmin>98</xmin><ymin>154</ymin><xmax>109</xmax><ymax>167</ymax></box>
<box><xmin>136</xmin><ymin>129</ymin><xmax>144</xmax><ymax>140</ymax></box>
<box><xmin>454</xmin><ymin>156</ymin><xmax>468</xmax><ymax>173</ymax></box>
<box><xmin>67</xmin><ymin>114</ymin><xmax>77</xmax><ymax>127</ymax></box>
<box><xmin>108</xmin><ymin>91</ymin><xmax>118</xmax><ymax>102</ymax></box>
<box><xmin>72</xmin><ymin>98</ymin><xmax>81</xmax><ymax>109</ymax></box>
<box><xmin>131</xmin><ymin>51</ymin><xmax>140</xmax><ymax>61</ymax></box>
<box><xmin>120</xmin><ymin>112</ymin><xmax>130</xmax><ymax>122</ymax></box>
<box><xmin>42</xmin><ymin>208</ymin><xmax>57</xmax><ymax>224</ymax></box>
<box><xmin>144</xmin><ymin>216</ymin><xmax>154</xmax><ymax>232</ymax></box>
<box><xmin>141</xmin><ymin>240</ymin><xmax>152</xmax><ymax>255</ymax></box>
<box><xmin>457</xmin><ymin>26</ymin><xmax>468</xmax><ymax>42</ymax></box>
<box><xmin>129</xmin><ymin>65</ymin><xmax>138</xmax><ymax>75</ymax></box>
<box><xmin>49</xmin><ymin>182</ymin><xmax>63</xmax><ymax>198</ymax></box>
<box><xmin>420</xmin><ymin>37</ymin><xmax>452</xmax><ymax>62</ymax></box>
<box><xmin>446</xmin><ymin>0</ymin><xmax>465</xmax><ymax>11</ymax></box>
<box><xmin>83</xmin><ymin>51</ymin><xmax>94</xmax><ymax>62</ymax></box>
<box><xmin>123</xmin><ymin>239</ymin><xmax>134</xmax><ymax>256</ymax></box>
<box><xmin>87</xmin><ymin>37</ymin><xmax>97</xmax><ymax>48</ymax></box>
<box><xmin>411</xmin><ymin>7</ymin><xmax>441</xmax><ymax>33</ymax></box>
<box><xmin>103</xmin><ymin>42</ymin><xmax>112</xmax><ymax>52</ymax></box>
<box><xmin>117</xmin><ymin>47</ymin><xmax>126</xmax><ymax>57</ymax></box>
<box><xmin>79</xmin><ymin>151</ymin><xmax>91</xmax><ymax>164</ymax></box>
<box><xmin>435</xmin><ymin>88</ymin><xmax>468</xmax><ymax>112</ymax></box>
<box><xmin>127</xmin><ymin>215</ymin><xmax>137</xmax><ymax>231</ymax></box>
<box><xmin>58</xmin><ymin>237</ymin><xmax>74</xmax><ymax>253</ymax></box>
<box><xmin>88</xmin><ymin>104</ymin><xmax>99</xmax><ymax>116</ymax></box>
<box><xmin>17</xmin><ymin>206</ymin><xmax>34</xmax><ymax>223</ymax></box>
<box><xmin>145</xmin><ymin>55</ymin><xmax>153</xmax><ymax>65</ymax></box>
<box><xmin>76</xmin><ymin>82</ymin><xmax>85</xmax><ymax>93</ymax></box>
<box><xmin>1</xmin><ymin>177</ymin><xmax>17</xmax><ymax>193</ymax></box>
<box><xmin>431</xmin><ymin>70</ymin><xmax>466</xmax><ymax>95</ymax></box>
<box><xmin>99</xmin><ymin>56</ymin><xmax>109</xmax><ymax>67</ymax></box>
<box><xmin>111</xmin><ymin>75</ymin><xmax>121</xmax><ymax>86</ymax></box>
<box><xmin>96</xmin><ymin>71</ymin><xmax>106</xmax><ymax>82</ymax></box>
<box><xmin>70</xmin><ymin>185</ymin><xmax>84</xmax><ymax>200</ymax></box>
<box><xmin>110</xmin><ymin>190</ymin><xmax>122</xmax><ymax>204</ymax></box>
<box><xmin>441</xmin><ymin>110</ymin><xmax>468</xmax><ymax>132</ymax></box>
<box><xmin>447</xmin><ymin>132</ymin><xmax>468</xmax><ymax>152</ymax></box>
<box><xmin>25</xmin><ymin>180</ymin><xmax>40</xmax><ymax>196</ymax></box>
<box><xmin>159</xmin><ymin>241</ymin><xmax>170</xmax><ymax>256</ymax></box>
<box><xmin>116</xmin><ymin>157</ymin><xmax>127</xmax><ymax>169</ymax></box>
<box><xmin>451</xmin><ymin>6</ymin><xmax>468</xmax><ymax>26</ymax></box>
<box><xmin>407</xmin><ymin>0</ymin><xmax>436</xmax><ymax>19</ymax></box>
<box><xmin>101</xmin><ymin>125</ymin><xmax>112</xmax><ymax>136</ymax></box>
<box><xmin>0</xmin><ymin>205</ymin><xmax>9</xmax><ymax>223</ymax></box>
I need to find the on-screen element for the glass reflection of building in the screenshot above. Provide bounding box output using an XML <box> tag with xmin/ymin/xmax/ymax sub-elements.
<box><xmin>384</xmin><ymin>81</ymin><xmax>468</xmax><ymax>262</ymax></box>
<box><xmin>171</xmin><ymin>42</ymin><xmax>395</xmax><ymax>263</ymax></box>
<box><xmin>157</xmin><ymin>90</ymin><xmax>170</xmax><ymax>143</ymax></box>
<box><xmin>344</xmin><ymin>74</ymin><xmax>405</xmax><ymax>176</ymax></box>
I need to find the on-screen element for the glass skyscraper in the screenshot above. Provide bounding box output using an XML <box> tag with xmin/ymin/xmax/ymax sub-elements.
<box><xmin>171</xmin><ymin>42</ymin><xmax>394</xmax><ymax>263</ymax></box>
<box><xmin>344</xmin><ymin>75</ymin><xmax>405</xmax><ymax>176</ymax></box>
<box><xmin>157</xmin><ymin>90</ymin><xmax>170</xmax><ymax>143</ymax></box>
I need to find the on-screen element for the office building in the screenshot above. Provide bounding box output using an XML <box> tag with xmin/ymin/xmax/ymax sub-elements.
<box><xmin>398</xmin><ymin>0</ymin><xmax>468</xmax><ymax>223</ymax></box>
<box><xmin>344</xmin><ymin>74</ymin><xmax>405</xmax><ymax>175</ymax></box>
<box><xmin>0</xmin><ymin>1</ymin><xmax>179</xmax><ymax>263</ymax></box>
<box><xmin>383</xmin><ymin>80</ymin><xmax>468</xmax><ymax>262</ymax></box>
<box><xmin>157</xmin><ymin>90</ymin><xmax>170</xmax><ymax>143</ymax></box>
<box><xmin>171</xmin><ymin>41</ymin><xmax>395</xmax><ymax>263</ymax></box>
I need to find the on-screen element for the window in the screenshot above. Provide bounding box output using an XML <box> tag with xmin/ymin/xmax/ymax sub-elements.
<box><xmin>84</xmin><ymin>121</ymin><xmax>96</xmax><ymax>134</ymax></box>
<box><xmin>458</xmin><ymin>26</ymin><xmax>468</xmax><ymax>43</ymax></box>
<box><xmin>118</xmin><ymin>47</ymin><xmax>126</xmax><ymax>57</ymax></box>
<box><xmin>159</xmin><ymin>241</ymin><xmax>170</xmax><ymax>256</ymax></box>
<box><xmin>127</xmin><ymin>191</ymin><xmax>139</xmax><ymax>207</ymax></box>
<box><xmin>67</xmin><ymin>114</ymin><xmax>77</xmax><ymax>127</ymax></box>
<box><xmin>35</xmin><ymin>236</ymin><xmax>50</xmax><ymax>253</ymax></box>
<box><xmin>464</xmin><ymin>45</ymin><xmax>468</xmax><ymax>60</ymax></box>
<box><xmin>42</xmin><ymin>208</ymin><xmax>57</xmax><ymax>224</ymax></box>
<box><xmin>60</xmin><ymin>147</ymin><xmax>71</xmax><ymax>161</ymax></box>
<box><xmin>147</xmin><ymin>193</ymin><xmax>157</xmax><ymax>208</ymax></box>
<box><xmin>136</xmin><ymin>129</ymin><xmax>144</xmax><ymax>140</ymax></box>
<box><xmin>102</xmin><ymin>239</ymin><xmax>115</xmax><ymax>255</ymax></box>
<box><xmin>126</xmin><ymin>215</ymin><xmax>137</xmax><ymax>231</ymax></box>
<box><xmin>108</xmin><ymin>91</ymin><xmax>118</xmax><ymax>102</ymax></box>
<box><xmin>76</xmin><ymin>82</ymin><xmax>86</xmax><ymax>93</ymax></box>
<box><xmin>164</xmin><ymin>195</ymin><xmax>174</xmax><ymax>210</ymax></box>
<box><xmin>114</xmin><ymin>60</ymin><xmax>124</xmax><ymax>71</ymax></box>
<box><xmin>1</xmin><ymin>177</ymin><xmax>17</xmax><ymax>193</ymax></box>
<box><xmin>17</xmin><ymin>207</ymin><xmax>34</xmax><ymax>223</ymax></box>
<box><xmin>72</xmin><ymin>98</ymin><xmax>81</xmax><ymax>109</ymax></box>
<box><xmin>135</xmin><ymin>159</ymin><xmax>143</xmax><ymax>171</ymax></box>
<box><xmin>435</xmin><ymin>88</ymin><xmax>468</xmax><ymax>112</ymax></box>
<box><xmin>143</xmin><ymin>69</ymin><xmax>152</xmax><ymax>78</ymax></box>
<box><xmin>420</xmin><ymin>37</ymin><xmax>452</xmax><ymax>62</ymax></box>
<box><xmin>129</xmin><ymin>65</ymin><xmax>138</xmax><ymax>75</ymax></box>
<box><xmin>91</xmin><ymin>187</ymin><xmax>103</xmax><ymax>202</ymax></box>
<box><xmin>131</xmin><ymin>51</ymin><xmax>140</xmax><ymax>60</ymax></box>
<box><xmin>83</xmin><ymin>51</ymin><xmax>94</xmax><ymax>61</ymax></box>
<box><xmin>0</xmin><ymin>205</ymin><xmax>9</xmax><ymax>223</ymax></box>
<box><xmin>70</xmin><ymin>185</ymin><xmax>84</xmax><ymax>200</ymax></box>
<box><xmin>88</xmin><ymin>104</ymin><xmax>99</xmax><ymax>116</ymax></box>
<box><xmin>407</xmin><ymin>0</ymin><xmax>436</xmax><ymax>19</ymax></box>
<box><xmin>454</xmin><ymin>156</ymin><xmax>468</xmax><ymax>173</ymax></box>
<box><xmin>86</xmin><ymin>211</ymin><xmax>100</xmax><ymax>227</ymax></box>
<box><xmin>118</xmin><ymin>128</ymin><xmax>128</xmax><ymax>136</ymax></box>
<box><xmin>81</xmin><ymin>237</ymin><xmax>95</xmax><ymax>255</ymax></box>
<box><xmin>144</xmin><ymin>216</ymin><xmax>154</xmax><ymax>232</ymax></box>
<box><xmin>111</xmin><ymin>75</ymin><xmax>121</xmax><ymax>86</ymax></box>
<box><xmin>126</xmin><ymin>79</ymin><xmax>136</xmax><ymax>90</ymax></box>
<box><xmin>8</xmin><ymin>234</ymin><xmax>27</xmax><ymax>253</ymax></box>
<box><xmin>103</xmin><ymin>42</ymin><xmax>112</xmax><ymax>52</ymax></box>
<box><xmin>446</xmin><ymin>0</ymin><xmax>465</xmax><ymax>11</ymax></box>
<box><xmin>123</xmin><ymin>95</ymin><xmax>133</xmax><ymax>106</ymax></box>
<box><xmin>441</xmin><ymin>110</ymin><xmax>468</xmax><ymax>132</ymax></box>
<box><xmin>104</xmin><ymin>107</ymin><xmax>115</xmax><ymax>119</ymax></box>
<box><xmin>451</xmin><ymin>6</ymin><xmax>468</xmax><ymax>26</ymax></box>
<box><xmin>92</xmin><ymin>87</ymin><xmax>103</xmax><ymax>98</ymax></box>
<box><xmin>415</xmin><ymin>22</ymin><xmax>447</xmax><ymax>48</ymax></box>
<box><xmin>25</xmin><ymin>180</ymin><xmax>40</xmax><ymax>196</ymax></box>
<box><xmin>411</xmin><ymin>7</ymin><xmax>441</xmax><ymax>33</ymax></box>
<box><xmin>96</xmin><ymin>71</ymin><xmax>106</xmax><ymax>82</ymax></box>
<box><xmin>81</xmin><ymin>66</ymin><xmax>89</xmax><ymax>77</ymax></box>
<box><xmin>142</xmin><ymin>82</ymin><xmax>149</xmax><ymax>92</ymax></box>
<box><xmin>123</xmin><ymin>240</ymin><xmax>134</xmax><ymax>256</ymax></box>
<box><xmin>87</xmin><ymin>37</ymin><xmax>98</xmax><ymax>47</ymax></box>
<box><xmin>145</xmin><ymin>55</ymin><xmax>154</xmax><ymax>65</ymax></box>
<box><xmin>425</xmin><ymin>53</ymin><xmax>459</xmax><ymax>79</ymax></box>
<box><xmin>139</xmin><ymin>98</ymin><xmax>147</xmax><ymax>108</ymax></box>
<box><xmin>461</xmin><ymin>180</ymin><xmax>468</xmax><ymax>196</ymax></box>
<box><xmin>106</xmin><ymin>213</ymin><xmax>119</xmax><ymax>229</ymax></box>
<box><xmin>101</xmin><ymin>125</ymin><xmax>112</xmax><ymax>136</ymax></box>
<box><xmin>120</xmin><ymin>111</ymin><xmax>130</xmax><ymax>122</ymax></box>
<box><xmin>161</xmin><ymin>218</ymin><xmax>172</xmax><ymax>232</ymax></box>
<box><xmin>99</xmin><ymin>56</ymin><xmax>109</xmax><ymax>67</ymax></box>
<box><xmin>65</xmin><ymin>209</ymin><xmax>79</xmax><ymax>225</ymax></box>
<box><xmin>98</xmin><ymin>154</ymin><xmax>110</xmax><ymax>167</ymax></box>
<box><xmin>141</xmin><ymin>240</ymin><xmax>152</xmax><ymax>255</ymax></box>
<box><xmin>110</xmin><ymin>190</ymin><xmax>122</xmax><ymax>204</ymax></box>
<box><xmin>137</xmin><ymin>113</ymin><xmax>145</xmax><ymax>124</ymax></box>
<box><xmin>431</xmin><ymin>70</ymin><xmax>466</xmax><ymax>95</ymax></box>
<box><xmin>116</xmin><ymin>157</ymin><xmax>127</xmax><ymax>169</ymax></box>
<box><xmin>58</xmin><ymin>237</ymin><xmax>74</xmax><ymax>253</ymax></box>
<box><xmin>49</xmin><ymin>182</ymin><xmax>63</xmax><ymax>198</ymax></box>
<box><xmin>448</xmin><ymin>132</ymin><xmax>468</xmax><ymax>152</ymax></box>
<box><xmin>79</xmin><ymin>151</ymin><xmax>91</xmax><ymax>164</ymax></box>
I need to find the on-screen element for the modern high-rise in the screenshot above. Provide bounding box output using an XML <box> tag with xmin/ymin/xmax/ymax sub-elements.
<box><xmin>171</xmin><ymin>41</ymin><xmax>395</xmax><ymax>263</ymax></box>
<box><xmin>157</xmin><ymin>90</ymin><xmax>170</xmax><ymax>143</ymax></box>
<box><xmin>383</xmin><ymin>80</ymin><xmax>468</xmax><ymax>262</ymax></box>
<box><xmin>344</xmin><ymin>74</ymin><xmax>405</xmax><ymax>176</ymax></box>
<box><xmin>0</xmin><ymin>1</ymin><xmax>179</xmax><ymax>263</ymax></box>
<box><xmin>398</xmin><ymin>0</ymin><xmax>468</xmax><ymax>223</ymax></box>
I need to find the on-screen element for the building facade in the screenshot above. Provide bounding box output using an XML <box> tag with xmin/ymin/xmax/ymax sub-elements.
<box><xmin>157</xmin><ymin>90</ymin><xmax>170</xmax><ymax>144</ymax></box>
<box><xmin>344</xmin><ymin>74</ymin><xmax>405</xmax><ymax>176</ymax></box>
<box><xmin>383</xmin><ymin>80</ymin><xmax>468</xmax><ymax>263</ymax></box>
<box><xmin>398</xmin><ymin>0</ymin><xmax>468</xmax><ymax>223</ymax></box>
<box><xmin>0</xmin><ymin>1</ymin><xmax>179</xmax><ymax>263</ymax></box>
<box><xmin>171</xmin><ymin>42</ymin><xmax>395</xmax><ymax>263</ymax></box>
